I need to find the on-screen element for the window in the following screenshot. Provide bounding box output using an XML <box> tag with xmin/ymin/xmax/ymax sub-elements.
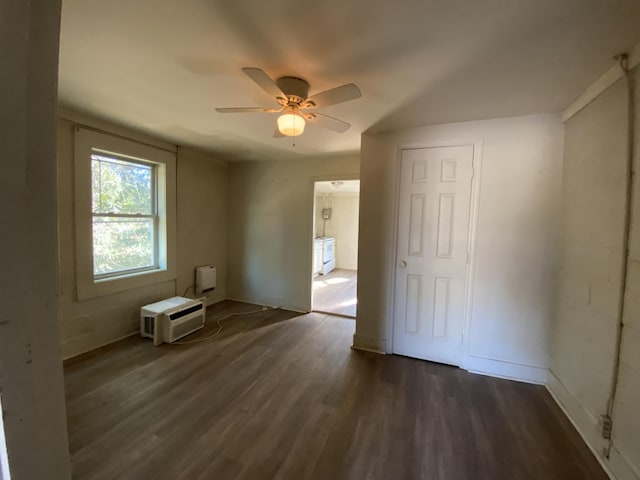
<box><xmin>92</xmin><ymin>153</ymin><xmax>157</xmax><ymax>278</ymax></box>
<box><xmin>74</xmin><ymin>127</ymin><xmax>176</xmax><ymax>299</ymax></box>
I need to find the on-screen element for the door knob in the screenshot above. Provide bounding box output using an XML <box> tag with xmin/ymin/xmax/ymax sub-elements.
<box><xmin>400</xmin><ymin>261</ymin><xmax>407</xmax><ymax>268</ymax></box>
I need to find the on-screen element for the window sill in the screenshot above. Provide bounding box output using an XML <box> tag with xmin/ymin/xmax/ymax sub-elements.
<box><xmin>95</xmin><ymin>267</ymin><xmax>163</xmax><ymax>284</ymax></box>
<box><xmin>77</xmin><ymin>266</ymin><xmax>176</xmax><ymax>301</ymax></box>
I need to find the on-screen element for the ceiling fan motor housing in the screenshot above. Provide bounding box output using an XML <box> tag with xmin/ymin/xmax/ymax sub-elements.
<box><xmin>276</xmin><ymin>76</ymin><xmax>310</xmax><ymax>105</ymax></box>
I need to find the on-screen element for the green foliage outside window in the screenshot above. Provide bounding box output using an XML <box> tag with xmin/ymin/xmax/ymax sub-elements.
<box><xmin>91</xmin><ymin>154</ymin><xmax>156</xmax><ymax>276</ymax></box>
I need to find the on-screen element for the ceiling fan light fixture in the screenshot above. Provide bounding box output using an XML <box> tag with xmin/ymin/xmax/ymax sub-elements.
<box><xmin>216</xmin><ymin>68</ymin><xmax>361</xmax><ymax>137</ymax></box>
<box><xmin>277</xmin><ymin>111</ymin><xmax>305</xmax><ymax>136</ymax></box>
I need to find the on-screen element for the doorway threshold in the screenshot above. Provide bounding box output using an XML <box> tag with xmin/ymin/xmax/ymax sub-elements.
<box><xmin>312</xmin><ymin>309</ymin><xmax>355</xmax><ymax>320</ymax></box>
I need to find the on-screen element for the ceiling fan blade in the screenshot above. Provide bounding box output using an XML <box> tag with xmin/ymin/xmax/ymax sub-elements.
<box><xmin>303</xmin><ymin>83</ymin><xmax>361</xmax><ymax>109</ymax></box>
<box><xmin>304</xmin><ymin>112</ymin><xmax>351</xmax><ymax>133</ymax></box>
<box><xmin>215</xmin><ymin>107</ymin><xmax>281</xmax><ymax>113</ymax></box>
<box><xmin>273</xmin><ymin>128</ymin><xmax>285</xmax><ymax>138</ymax></box>
<box><xmin>241</xmin><ymin>67</ymin><xmax>286</xmax><ymax>100</ymax></box>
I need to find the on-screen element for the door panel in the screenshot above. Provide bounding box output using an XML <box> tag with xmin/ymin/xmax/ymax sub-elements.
<box><xmin>408</xmin><ymin>194</ymin><xmax>426</xmax><ymax>256</ymax></box>
<box><xmin>432</xmin><ymin>276</ymin><xmax>450</xmax><ymax>338</ymax></box>
<box><xmin>393</xmin><ymin>145</ymin><xmax>473</xmax><ymax>366</ymax></box>
<box><xmin>436</xmin><ymin>194</ymin><xmax>455</xmax><ymax>258</ymax></box>
<box><xmin>404</xmin><ymin>274</ymin><xmax>422</xmax><ymax>334</ymax></box>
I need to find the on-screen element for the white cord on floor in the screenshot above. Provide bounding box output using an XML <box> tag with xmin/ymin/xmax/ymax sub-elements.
<box><xmin>169</xmin><ymin>307</ymin><xmax>274</xmax><ymax>345</ymax></box>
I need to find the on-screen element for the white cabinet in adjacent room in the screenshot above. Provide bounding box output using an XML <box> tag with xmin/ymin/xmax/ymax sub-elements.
<box><xmin>313</xmin><ymin>237</ymin><xmax>336</xmax><ymax>276</ymax></box>
<box><xmin>313</xmin><ymin>239</ymin><xmax>324</xmax><ymax>276</ymax></box>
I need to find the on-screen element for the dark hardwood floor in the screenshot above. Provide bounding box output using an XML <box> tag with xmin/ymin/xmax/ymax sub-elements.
<box><xmin>64</xmin><ymin>301</ymin><xmax>606</xmax><ymax>480</ymax></box>
<box><xmin>312</xmin><ymin>268</ymin><xmax>357</xmax><ymax>317</ymax></box>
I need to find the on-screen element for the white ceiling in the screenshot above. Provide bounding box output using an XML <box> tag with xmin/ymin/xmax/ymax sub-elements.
<box><xmin>58</xmin><ymin>0</ymin><xmax>640</xmax><ymax>162</ymax></box>
<box><xmin>315</xmin><ymin>180</ymin><xmax>360</xmax><ymax>194</ymax></box>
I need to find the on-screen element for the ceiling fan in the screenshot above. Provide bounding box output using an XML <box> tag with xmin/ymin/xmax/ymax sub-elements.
<box><xmin>215</xmin><ymin>67</ymin><xmax>361</xmax><ymax>137</ymax></box>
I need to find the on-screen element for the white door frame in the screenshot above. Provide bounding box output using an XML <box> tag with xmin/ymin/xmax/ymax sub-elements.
<box><xmin>305</xmin><ymin>173</ymin><xmax>360</xmax><ymax>313</ymax></box>
<box><xmin>386</xmin><ymin>139</ymin><xmax>483</xmax><ymax>363</ymax></box>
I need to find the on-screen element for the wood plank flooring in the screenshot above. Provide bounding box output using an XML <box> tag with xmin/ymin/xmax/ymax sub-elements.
<box><xmin>312</xmin><ymin>268</ymin><xmax>357</xmax><ymax>317</ymax></box>
<box><xmin>64</xmin><ymin>301</ymin><xmax>606</xmax><ymax>480</ymax></box>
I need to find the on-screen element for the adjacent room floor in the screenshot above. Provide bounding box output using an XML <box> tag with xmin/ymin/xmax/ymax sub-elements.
<box><xmin>312</xmin><ymin>268</ymin><xmax>357</xmax><ymax>317</ymax></box>
<box><xmin>64</xmin><ymin>301</ymin><xmax>606</xmax><ymax>480</ymax></box>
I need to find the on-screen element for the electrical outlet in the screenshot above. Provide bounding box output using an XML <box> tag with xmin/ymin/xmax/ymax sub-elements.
<box><xmin>601</xmin><ymin>415</ymin><xmax>612</xmax><ymax>439</ymax></box>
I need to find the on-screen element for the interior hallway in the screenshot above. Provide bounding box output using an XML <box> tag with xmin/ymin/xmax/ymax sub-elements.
<box><xmin>64</xmin><ymin>301</ymin><xmax>606</xmax><ymax>480</ymax></box>
<box><xmin>312</xmin><ymin>268</ymin><xmax>357</xmax><ymax>317</ymax></box>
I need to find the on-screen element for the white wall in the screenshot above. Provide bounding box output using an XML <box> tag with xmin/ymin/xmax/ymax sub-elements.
<box><xmin>314</xmin><ymin>194</ymin><xmax>327</xmax><ymax>238</ymax></box>
<box><xmin>549</xmin><ymin>68</ymin><xmax>640</xmax><ymax>480</ymax></box>
<box><xmin>57</xmin><ymin>114</ymin><xmax>229</xmax><ymax>359</ymax></box>
<box><xmin>0</xmin><ymin>0</ymin><xmax>72</xmax><ymax>478</ymax></box>
<box><xmin>176</xmin><ymin>147</ymin><xmax>228</xmax><ymax>305</ymax></box>
<box><xmin>315</xmin><ymin>193</ymin><xmax>360</xmax><ymax>270</ymax></box>
<box><xmin>331</xmin><ymin>194</ymin><xmax>360</xmax><ymax>270</ymax></box>
<box><xmin>227</xmin><ymin>155</ymin><xmax>359</xmax><ymax>311</ymax></box>
<box><xmin>357</xmin><ymin>114</ymin><xmax>564</xmax><ymax>382</ymax></box>
<box><xmin>617</xmin><ymin>65</ymin><xmax>640</xmax><ymax>474</ymax></box>
<box><xmin>618</xmin><ymin>63</ymin><xmax>640</xmax><ymax>474</ymax></box>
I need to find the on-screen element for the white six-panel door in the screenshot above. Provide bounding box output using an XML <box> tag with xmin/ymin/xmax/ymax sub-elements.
<box><xmin>392</xmin><ymin>145</ymin><xmax>474</xmax><ymax>366</ymax></box>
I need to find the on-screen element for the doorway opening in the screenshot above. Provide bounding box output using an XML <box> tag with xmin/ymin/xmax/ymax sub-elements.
<box><xmin>311</xmin><ymin>180</ymin><xmax>360</xmax><ymax>318</ymax></box>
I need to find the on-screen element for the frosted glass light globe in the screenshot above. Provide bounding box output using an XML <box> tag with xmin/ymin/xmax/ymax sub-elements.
<box><xmin>277</xmin><ymin>113</ymin><xmax>305</xmax><ymax>136</ymax></box>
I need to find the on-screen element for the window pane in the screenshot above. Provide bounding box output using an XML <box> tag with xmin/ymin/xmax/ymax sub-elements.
<box><xmin>92</xmin><ymin>154</ymin><xmax>153</xmax><ymax>215</ymax></box>
<box><xmin>93</xmin><ymin>217</ymin><xmax>155</xmax><ymax>276</ymax></box>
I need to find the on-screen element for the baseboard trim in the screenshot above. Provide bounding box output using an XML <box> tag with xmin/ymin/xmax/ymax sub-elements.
<box><xmin>352</xmin><ymin>333</ymin><xmax>386</xmax><ymax>354</ymax></box>
<box><xmin>312</xmin><ymin>309</ymin><xmax>356</xmax><ymax>319</ymax></box>
<box><xmin>62</xmin><ymin>298</ymin><xmax>243</xmax><ymax>363</ymax></box>
<box><xmin>463</xmin><ymin>356</ymin><xmax>548</xmax><ymax>384</ymax></box>
<box><xmin>225</xmin><ymin>296</ymin><xmax>308</xmax><ymax>314</ymax></box>
<box><xmin>545</xmin><ymin>370</ymin><xmax>640</xmax><ymax>480</ymax></box>
<box><xmin>349</xmin><ymin>337</ymin><xmax>547</xmax><ymax>383</ymax></box>
<box><xmin>608</xmin><ymin>445</ymin><xmax>640</xmax><ymax>480</ymax></box>
<box><xmin>63</xmin><ymin>331</ymin><xmax>139</xmax><ymax>364</ymax></box>
<box><xmin>350</xmin><ymin>345</ymin><xmax>386</xmax><ymax>355</ymax></box>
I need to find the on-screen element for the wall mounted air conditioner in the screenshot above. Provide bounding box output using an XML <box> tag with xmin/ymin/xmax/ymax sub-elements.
<box><xmin>140</xmin><ymin>296</ymin><xmax>205</xmax><ymax>345</ymax></box>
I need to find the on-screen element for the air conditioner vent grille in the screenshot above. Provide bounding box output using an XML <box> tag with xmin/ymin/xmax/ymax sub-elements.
<box><xmin>168</xmin><ymin>303</ymin><xmax>203</xmax><ymax>321</ymax></box>
<box><xmin>143</xmin><ymin>316</ymin><xmax>155</xmax><ymax>335</ymax></box>
<box><xmin>172</xmin><ymin>316</ymin><xmax>204</xmax><ymax>341</ymax></box>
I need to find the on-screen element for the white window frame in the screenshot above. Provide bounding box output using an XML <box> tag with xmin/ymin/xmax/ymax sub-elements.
<box><xmin>74</xmin><ymin>127</ymin><xmax>176</xmax><ymax>300</ymax></box>
<box><xmin>91</xmin><ymin>153</ymin><xmax>159</xmax><ymax>279</ymax></box>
